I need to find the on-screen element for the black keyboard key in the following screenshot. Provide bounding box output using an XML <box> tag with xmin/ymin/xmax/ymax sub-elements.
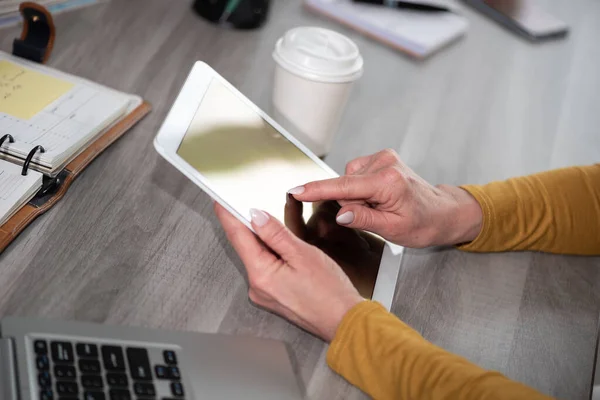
<box><xmin>56</xmin><ymin>381</ymin><xmax>78</xmax><ymax>395</ymax></box>
<box><xmin>37</xmin><ymin>355</ymin><xmax>50</xmax><ymax>370</ymax></box>
<box><xmin>54</xmin><ymin>366</ymin><xmax>76</xmax><ymax>380</ymax></box>
<box><xmin>51</xmin><ymin>342</ymin><xmax>74</xmax><ymax>364</ymax></box>
<box><xmin>126</xmin><ymin>347</ymin><xmax>152</xmax><ymax>381</ymax></box>
<box><xmin>133</xmin><ymin>382</ymin><xmax>156</xmax><ymax>396</ymax></box>
<box><xmin>170</xmin><ymin>382</ymin><xmax>184</xmax><ymax>397</ymax></box>
<box><xmin>102</xmin><ymin>346</ymin><xmax>126</xmax><ymax>371</ymax></box>
<box><xmin>109</xmin><ymin>389</ymin><xmax>132</xmax><ymax>400</ymax></box>
<box><xmin>34</xmin><ymin>340</ymin><xmax>48</xmax><ymax>354</ymax></box>
<box><xmin>81</xmin><ymin>374</ymin><xmax>104</xmax><ymax>389</ymax></box>
<box><xmin>40</xmin><ymin>389</ymin><xmax>54</xmax><ymax>400</ymax></box>
<box><xmin>107</xmin><ymin>373</ymin><xmax>129</xmax><ymax>387</ymax></box>
<box><xmin>163</xmin><ymin>350</ymin><xmax>177</xmax><ymax>365</ymax></box>
<box><xmin>79</xmin><ymin>359</ymin><xmax>101</xmax><ymax>374</ymax></box>
<box><xmin>168</xmin><ymin>366</ymin><xmax>180</xmax><ymax>380</ymax></box>
<box><xmin>84</xmin><ymin>392</ymin><xmax>106</xmax><ymax>400</ymax></box>
<box><xmin>77</xmin><ymin>343</ymin><xmax>99</xmax><ymax>358</ymax></box>
<box><xmin>39</xmin><ymin>371</ymin><xmax>52</xmax><ymax>387</ymax></box>
<box><xmin>155</xmin><ymin>365</ymin><xmax>168</xmax><ymax>379</ymax></box>
<box><xmin>59</xmin><ymin>398</ymin><xmax>78</xmax><ymax>400</ymax></box>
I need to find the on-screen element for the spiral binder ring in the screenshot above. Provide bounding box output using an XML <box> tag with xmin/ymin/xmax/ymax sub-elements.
<box><xmin>0</xmin><ymin>134</ymin><xmax>15</xmax><ymax>149</ymax></box>
<box><xmin>21</xmin><ymin>145</ymin><xmax>45</xmax><ymax>176</ymax></box>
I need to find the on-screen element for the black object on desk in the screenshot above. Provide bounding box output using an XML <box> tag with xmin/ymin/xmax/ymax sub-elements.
<box><xmin>192</xmin><ymin>0</ymin><xmax>270</xmax><ymax>29</ymax></box>
<box><xmin>353</xmin><ymin>0</ymin><xmax>450</xmax><ymax>13</ymax></box>
<box><xmin>12</xmin><ymin>1</ymin><xmax>56</xmax><ymax>63</ymax></box>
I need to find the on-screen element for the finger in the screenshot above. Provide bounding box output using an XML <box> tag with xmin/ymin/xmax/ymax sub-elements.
<box><xmin>284</xmin><ymin>193</ymin><xmax>307</xmax><ymax>240</ymax></box>
<box><xmin>335</xmin><ymin>203</ymin><xmax>394</xmax><ymax>234</ymax></box>
<box><xmin>338</xmin><ymin>199</ymin><xmax>367</xmax><ymax>207</ymax></box>
<box><xmin>359</xmin><ymin>149</ymin><xmax>401</xmax><ymax>174</ymax></box>
<box><xmin>345</xmin><ymin>154</ymin><xmax>373</xmax><ymax>175</ymax></box>
<box><xmin>214</xmin><ymin>203</ymin><xmax>278</xmax><ymax>268</ymax></box>
<box><xmin>291</xmin><ymin>174</ymin><xmax>380</xmax><ymax>203</ymax></box>
<box><xmin>249</xmin><ymin>208</ymin><xmax>307</xmax><ymax>261</ymax></box>
<box><xmin>312</xmin><ymin>211</ymin><xmax>369</xmax><ymax>250</ymax></box>
<box><xmin>342</xmin><ymin>150</ymin><xmax>401</xmax><ymax>207</ymax></box>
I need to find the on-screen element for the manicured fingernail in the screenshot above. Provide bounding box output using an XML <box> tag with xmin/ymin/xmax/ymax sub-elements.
<box><xmin>287</xmin><ymin>186</ymin><xmax>305</xmax><ymax>195</ymax></box>
<box><xmin>250</xmin><ymin>208</ymin><xmax>269</xmax><ymax>227</ymax></box>
<box><xmin>336</xmin><ymin>211</ymin><xmax>354</xmax><ymax>225</ymax></box>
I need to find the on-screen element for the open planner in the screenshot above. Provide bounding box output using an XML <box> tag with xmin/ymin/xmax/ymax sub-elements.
<box><xmin>0</xmin><ymin>52</ymin><xmax>135</xmax><ymax>176</ymax></box>
<box><xmin>0</xmin><ymin>49</ymin><xmax>150</xmax><ymax>250</ymax></box>
<box><xmin>0</xmin><ymin>160</ymin><xmax>41</xmax><ymax>226</ymax></box>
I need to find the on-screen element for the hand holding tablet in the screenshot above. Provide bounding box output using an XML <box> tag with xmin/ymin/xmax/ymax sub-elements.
<box><xmin>154</xmin><ymin>62</ymin><xmax>402</xmax><ymax>311</ymax></box>
<box><xmin>214</xmin><ymin>201</ymin><xmax>364</xmax><ymax>342</ymax></box>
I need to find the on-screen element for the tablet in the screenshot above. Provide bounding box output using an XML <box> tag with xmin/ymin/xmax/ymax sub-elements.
<box><xmin>154</xmin><ymin>62</ymin><xmax>403</xmax><ymax>310</ymax></box>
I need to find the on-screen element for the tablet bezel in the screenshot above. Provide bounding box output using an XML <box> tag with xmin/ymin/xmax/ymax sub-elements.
<box><xmin>154</xmin><ymin>62</ymin><xmax>403</xmax><ymax>310</ymax></box>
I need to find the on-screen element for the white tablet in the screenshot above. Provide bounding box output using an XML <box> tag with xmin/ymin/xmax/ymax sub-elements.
<box><xmin>154</xmin><ymin>62</ymin><xmax>403</xmax><ymax>310</ymax></box>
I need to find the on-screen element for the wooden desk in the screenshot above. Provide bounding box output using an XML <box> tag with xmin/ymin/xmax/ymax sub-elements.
<box><xmin>1</xmin><ymin>0</ymin><xmax>599</xmax><ymax>398</ymax></box>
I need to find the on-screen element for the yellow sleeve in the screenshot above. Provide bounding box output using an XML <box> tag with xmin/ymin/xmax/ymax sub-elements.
<box><xmin>459</xmin><ymin>164</ymin><xmax>600</xmax><ymax>255</ymax></box>
<box><xmin>327</xmin><ymin>301</ymin><xmax>552</xmax><ymax>400</ymax></box>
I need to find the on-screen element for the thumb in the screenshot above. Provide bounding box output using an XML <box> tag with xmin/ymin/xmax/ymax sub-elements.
<box><xmin>335</xmin><ymin>204</ymin><xmax>390</xmax><ymax>233</ymax></box>
<box><xmin>250</xmin><ymin>208</ymin><xmax>304</xmax><ymax>260</ymax></box>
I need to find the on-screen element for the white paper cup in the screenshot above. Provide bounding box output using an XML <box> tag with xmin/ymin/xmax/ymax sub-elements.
<box><xmin>272</xmin><ymin>27</ymin><xmax>363</xmax><ymax>157</ymax></box>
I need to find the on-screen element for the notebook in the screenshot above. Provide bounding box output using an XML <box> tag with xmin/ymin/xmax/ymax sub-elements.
<box><xmin>0</xmin><ymin>159</ymin><xmax>41</xmax><ymax>225</ymax></box>
<box><xmin>0</xmin><ymin>51</ymin><xmax>139</xmax><ymax>175</ymax></box>
<box><xmin>304</xmin><ymin>0</ymin><xmax>469</xmax><ymax>58</ymax></box>
<box><xmin>0</xmin><ymin>50</ymin><xmax>150</xmax><ymax>252</ymax></box>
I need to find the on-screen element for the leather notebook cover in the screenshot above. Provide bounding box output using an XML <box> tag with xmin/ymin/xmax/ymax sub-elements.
<box><xmin>0</xmin><ymin>101</ymin><xmax>151</xmax><ymax>253</ymax></box>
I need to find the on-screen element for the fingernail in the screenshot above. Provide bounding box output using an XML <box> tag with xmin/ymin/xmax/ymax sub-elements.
<box><xmin>287</xmin><ymin>186</ymin><xmax>305</xmax><ymax>195</ymax></box>
<box><xmin>336</xmin><ymin>211</ymin><xmax>354</xmax><ymax>225</ymax></box>
<box><xmin>250</xmin><ymin>208</ymin><xmax>269</xmax><ymax>227</ymax></box>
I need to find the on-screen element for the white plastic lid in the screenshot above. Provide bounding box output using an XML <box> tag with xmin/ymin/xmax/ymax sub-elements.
<box><xmin>273</xmin><ymin>27</ymin><xmax>364</xmax><ymax>83</ymax></box>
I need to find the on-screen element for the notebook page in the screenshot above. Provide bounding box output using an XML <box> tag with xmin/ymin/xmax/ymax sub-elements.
<box><xmin>305</xmin><ymin>0</ymin><xmax>468</xmax><ymax>56</ymax></box>
<box><xmin>0</xmin><ymin>52</ymin><xmax>131</xmax><ymax>169</ymax></box>
<box><xmin>0</xmin><ymin>159</ymin><xmax>42</xmax><ymax>226</ymax></box>
<box><xmin>0</xmin><ymin>94</ymin><xmax>143</xmax><ymax>176</ymax></box>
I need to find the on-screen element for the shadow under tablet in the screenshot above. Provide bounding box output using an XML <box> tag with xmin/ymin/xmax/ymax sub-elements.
<box><xmin>284</xmin><ymin>195</ymin><xmax>383</xmax><ymax>299</ymax></box>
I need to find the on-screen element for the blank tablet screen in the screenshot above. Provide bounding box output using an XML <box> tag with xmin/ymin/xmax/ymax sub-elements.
<box><xmin>177</xmin><ymin>78</ymin><xmax>382</xmax><ymax>298</ymax></box>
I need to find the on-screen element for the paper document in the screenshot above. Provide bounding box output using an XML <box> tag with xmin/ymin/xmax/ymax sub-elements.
<box><xmin>0</xmin><ymin>60</ymin><xmax>74</xmax><ymax>120</ymax></box>
<box><xmin>0</xmin><ymin>160</ymin><xmax>42</xmax><ymax>225</ymax></box>
<box><xmin>0</xmin><ymin>52</ymin><xmax>131</xmax><ymax>169</ymax></box>
<box><xmin>305</xmin><ymin>0</ymin><xmax>468</xmax><ymax>57</ymax></box>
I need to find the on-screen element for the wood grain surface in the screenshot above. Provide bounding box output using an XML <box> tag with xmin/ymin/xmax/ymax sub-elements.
<box><xmin>1</xmin><ymin>0</ymin><xmax>599</xmax><ymax>398</ymax></box>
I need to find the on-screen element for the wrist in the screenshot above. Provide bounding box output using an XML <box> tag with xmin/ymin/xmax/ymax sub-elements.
<box><xmin>325</xmin><ymin>295</ymin><xmax>365</xmax><ymax>342</ymax></box>
<box><xmin>436</xmin><ymin>184</ymin><xmax>483</xmax><ymax>245</ymax></box>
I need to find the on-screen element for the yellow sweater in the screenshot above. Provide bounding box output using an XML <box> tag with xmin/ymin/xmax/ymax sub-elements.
<box><xmin>327</xmin><ymin>165</ymin><xmax>600</xmax><ymax>400</ymax></box>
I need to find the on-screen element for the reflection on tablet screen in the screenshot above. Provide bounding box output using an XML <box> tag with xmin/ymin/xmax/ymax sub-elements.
<box><xmin>177</xmin><ymin>79</ymin><xmax>381</xmax><ymax>298</ymax></box>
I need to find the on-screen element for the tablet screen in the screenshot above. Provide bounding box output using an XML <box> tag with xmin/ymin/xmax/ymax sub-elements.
<box><xmin>177</xmin><ymin>78</ymin><xmax>382</xmax><ymax>297</ymax></box>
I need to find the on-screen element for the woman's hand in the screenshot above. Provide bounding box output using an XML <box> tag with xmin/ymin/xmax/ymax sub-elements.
<box><xmin>284</xmin><ymin>196</ymin><xmax>382</xmax><ymax>298</ymax></box>
<box><xmin>214</xmin><ymin>203</ymin><xmax>364</xmax><ymax>342</ymax></box>
<box><xmin>289</xmin><ymin>149</ymin><xmax>483</xmax><ymax>248</ymax></box>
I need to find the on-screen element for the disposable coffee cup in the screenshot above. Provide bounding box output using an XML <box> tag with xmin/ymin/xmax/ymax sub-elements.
<box><xmin>272</xmin><ymin>27</ymin><xmax>363</xmax><ymax>157</ymax></box>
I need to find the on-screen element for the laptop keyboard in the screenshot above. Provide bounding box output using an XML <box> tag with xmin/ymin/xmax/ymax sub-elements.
<box><xmin>33</xmin><ymin>338</ymin><xmax>184</xmax><ymax>400</ymax></box>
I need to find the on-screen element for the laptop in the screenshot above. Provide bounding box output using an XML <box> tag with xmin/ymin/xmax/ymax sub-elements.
<box><xmin>0</xmin><ymin>317</ymin><xmax>303</xmax><ymax>400</ymax></box>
